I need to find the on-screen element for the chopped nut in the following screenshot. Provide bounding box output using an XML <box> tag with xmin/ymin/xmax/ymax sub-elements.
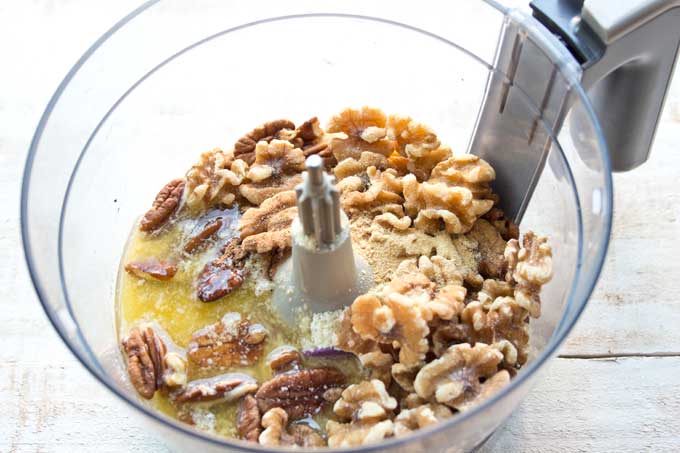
<box><xmin>240</xmin><ymin>173</ymin><xmax>303</xmax><ymax>206</ymax></box>
<box><xmin>327</xmin><ymin>380</ymin><xmax>397</xmax><ymax>445</ymax></box>
<box><xmin>341</xmin><ymin>167</ymin><xmax>404</xmax><ymax>212</ymax></box>
<box><xmin>374</xmin><ymin>212</ymin><xmax>412</xmax><ymax>231</ymax></box>
<box><xmin>467</xmin><ymin>219</ymin><xmax>507</xmax><ymax>279</ymax></box>
<box><xmin>326</xmin><ymin>420</ymin><xmax>394</xmax><ymax>448</ymax></box>
<box><xmin>336</xmin><ymin>308</ymin><xmax>378</xmax><ymax>355</ymax></box>
<box><xmin>237</xmin><ymin>395</ymin><xmax>261</xmax><ymax>442</ymax></box>
<box><xmin>125</xmin><ymin>259</ymin><xmax>177</xmax><ymax>281</ymax></box>
<box><xmin>239</xmin><ymin>140</ymin><xmax>305</xmax><ymax>205</ymax></box>
<box><xmin>163</xmin><ymin>352</ymin><xmax>188</xmax><ymax>388</ymax></box>
<box><xmin>183</xmin><ymin>218</ymin><xmax>223</xmax><ymax>254</ymax></box>
<box><xmin>322</xmin><ymin>387</ymin><xmax>344</xmax><ymax>403</ymax></box>
<box><xmin>458</xmin><ymin>368</ymin><xmax>510</xmax><ymax>412</ymax></box>
<box><xmin>255</xmin><ymin>368</ymin><xmax>345</xmax><ymax>420</ymax></box>
<box><xmin>431</xmin><ymin>320</ymin><xmax>471</xmax><ymax>357</ymax></box>
<box><xmin>491</xmin><ymin>339</ymin><xmax>519</xmax><ymax>367</ymax></box>
<box><xmin>386</xmin><ymin>114</ymin><xmax>451</xmax><ymax>179</ymax></box>
<box><xmin>505</xmin><ymin>231</ymin><xmax>553</xmax><ymax>317</ymax></box>
<box><xmin>400</xmin><ymin>393</ymin><xmax>427</xmax><ymax>410</ymax></box>
<box><xmin>430</xmin><ymin>153</ymin><xmax>496</xmax><ymax>196</ymax></box>
<box><xmin>391</xmin><ymin>363</ymin><xmax>419</xmax><ymax>392</ymax></box>
<box><xmin>387</xmin><ymin>153</ymin><xmax>410</xmax><ymax>174</ymax></box>
<box><xmin>334</xmin><ymin>152</ymin><xmax>389</xmax><ymax>181</ymax></box>
<box><xmin>174</xmin><ymin>373</ymin><xmax>258</xmax><ymax>404</ymax></box>
<box><xmin>187</xmin><ymin>313</ymin><xmax>267</xmax><ymax>368</ymax></box>
<box><xmin>234</xmin><ymin>119</ymin><xmax>296</xmax><ymax>162</ymax></box>
<box><xmin>122</xmin><ymin>326</ymin><xmax>167</xmax><ymax>399</ymax></box>
<box><xmin>288</xmin><ymin>423</ymin><xmax>326</xmax><ymax>448</ymax></box>
<box><xmin>259</xmin><ymin>408</ymin><xmax>288</xmax><ymax>446</ymax></box>
<box><xmin>402</xmin><ymin>154</ymin><xmax>496</xmax><ymax>234</ymax></box>
<box><xmin>246</xmin><ymin>140</ymin><xmax>305</xmax><ymax>182</ymax></box>
<box><xmin>239</xmin><ymin>190</ymin><xmax>296</xmax><ymax>254</ymax></box>
<box><xmin>484</xmin><ymin>207</ymin><xmax>519</xmax><ymax>241</ymax></box>
<box><xmin>392</xmin><ymin>256</ymin><xmax>467</xmax><ymax>321</ymax></box>
<box><xmin>333</xmin><ymin>380</ymin><xmax>397</xmax><ymax>422</ymax></box>
<box><xmin>244</xmin><ymin>324</ymin><xmax>268</xmax><ymax>345</ymax></box>
<box><xmin>326</xmin><ymin>107</ymin><xmax>397</xmax><ymax>163</ymax></box>
<box><xmin>477</xmin><ymin>278</ymin><xmax>514</xmax><ymax>309</ymax></box>
<box><xmin>351</xmin><ymin>291</ymin><xmax>429</xmax><ymax>367</ymax></box>
<box><xmin>413</xmin><ymin>343</ymin><xmax>508</xmax><ymax>411</ymax></box>
<box><xmin>266</xmin><ymin>346</ymin><xmax>302</xmax><ymax>373</ymax></box>
<box><xmin>460</xmin><ymin>296</ymin><xmax>530</xmax><ymax>366</ymax></box>
<box><xmin>185</xmin><ymin>149</ymin><xmax>247</xmax><ymax>210</ymax></box>
<box><xmin>259</xmin><ymin>408</ymin><xmax>326</xmax><ymax>447</ymax></box>
<box><xmin>140</xmin><ymin>178</ymin><xmax>185</xmax><ymax>232</ymax></box>
<box><xmin>358</xmin><ymin>350</ymin><xmax>394</xmax><ymax>386</ymax></box>
<box><xmin>394</xmin><ymin>403</ymin><xmax>453</xmax><ymax>437</ymax></box>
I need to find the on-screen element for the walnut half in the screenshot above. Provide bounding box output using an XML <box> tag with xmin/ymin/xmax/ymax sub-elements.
<box><xmin>413</xmin><ymin>343</ymin><xmax>509</xmax><ymax>411</ymax></box>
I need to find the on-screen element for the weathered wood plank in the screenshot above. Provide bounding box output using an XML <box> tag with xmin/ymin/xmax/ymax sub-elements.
<box><xmin>484</xmin><ymin>356</ymin><xmax>680</xmax><ymax>452</ymax></box>
<box><xmin>2</xmin><ymin>356</ymin><xmax>678</xmax><ymax>452</ymax></box>
<box><xmin>560</xmin><ymin>120</ymin><xmax>680</xmax><ymax>357</ymax></box>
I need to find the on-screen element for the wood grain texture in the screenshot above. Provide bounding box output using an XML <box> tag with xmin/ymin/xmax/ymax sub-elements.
<box><xmin>560</xmin><ymin>121</ymin><xmax>680</xmax><ymax>357</ymax></box>
<box><xmin>0</xmin><ymin>1</ymin><xmax>679</xmax><ymax>452</ymax></box>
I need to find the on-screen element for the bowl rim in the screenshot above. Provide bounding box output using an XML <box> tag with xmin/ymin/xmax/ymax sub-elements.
<box><xmin>20</xmin><ymin>1</ymin><xmax>613</xmax><ymax>451</ymax></box>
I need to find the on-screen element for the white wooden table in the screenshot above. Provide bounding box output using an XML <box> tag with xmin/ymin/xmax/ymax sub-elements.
<box><xmin>1</xmin><ymin>2</ymin><xmax>679</xmax><ymax>452</ymax></box>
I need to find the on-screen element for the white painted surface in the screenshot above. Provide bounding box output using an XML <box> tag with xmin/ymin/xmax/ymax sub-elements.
<box><xmin>1</xmin><ymin>1</ymin><xmax>679</xmax><ymax>452</ymax></box>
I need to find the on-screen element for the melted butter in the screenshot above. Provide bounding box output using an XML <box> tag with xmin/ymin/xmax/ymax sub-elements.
<box><xmin>116</xmin><ymin>214</ymin><xmax>362</xmax><ymax>439</ymax></box>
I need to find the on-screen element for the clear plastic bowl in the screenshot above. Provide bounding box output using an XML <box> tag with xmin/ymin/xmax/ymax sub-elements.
<box><xmin>21</xmin><ymin>1</ymin><xmax>612</xmax><ymax>452</ymax></box>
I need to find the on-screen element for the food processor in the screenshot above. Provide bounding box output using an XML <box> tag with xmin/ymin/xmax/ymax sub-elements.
<box><xmin>21</xmin><ymin>0</ymin><xmax>679</xmax><ymax>451</ymax></box>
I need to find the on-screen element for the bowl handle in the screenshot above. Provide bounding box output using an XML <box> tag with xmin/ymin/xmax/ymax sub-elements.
<box><xmin>532</xmin><ymin>0</ymin><xmax>680</xmax><ymax>171</ymax></box>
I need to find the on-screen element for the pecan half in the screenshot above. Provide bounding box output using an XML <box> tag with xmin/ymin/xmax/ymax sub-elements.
<box><xmin>183</xmin><ymin>217</ymin><xmax>223</xmax><ymax>253</ymax></box>
<box><xmin>196</xmin><ymin>261</ymin><xmax>244</xmax><ymax>302</ymax></box>
<box><xmin>173</xmin><ymin>373</ymin><xmax>258</xmax><ymax>404</ymax></box>
<box><xmin>237</xmin><ymin>395</ymin><xmax>261</xmax><ymax>442</ymax></box>
<box><xmin>122</xmin><ymin>326</ymin><xmax>167</xmax><ymax>399</ymax></box>
<box><xmin>255</xmin><ymin>368</ymin><xmax>345</xmax><ymax>420</ymax></box>
<box><xmin>140</xmin><ymin>178</ymin><xmax>185</xmax><ymax>232</ymax></box>
<box><xmin>125</xmin><ymin>260</ymin><xmax>177</xmax><ymax>281</ymax></box>
<box><xmin>187</xmin><ymin>313</ymin><xmax>267</xmax><ymax>368</ymax></box>
<box><xmin>196</xmin><ymin>238</ymin><xmax>247</xmax><ymax>302</ymax></box>
<box><xmin>234</xmin><ymin>119</ymin><xmax>296</xmax><ymax>164</ymax></box>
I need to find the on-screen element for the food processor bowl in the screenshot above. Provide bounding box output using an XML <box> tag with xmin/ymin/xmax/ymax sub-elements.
<box><xmin>21</xmin><ymin>1</ymin><xmax>613</xmax><ymax>451</ymax></box>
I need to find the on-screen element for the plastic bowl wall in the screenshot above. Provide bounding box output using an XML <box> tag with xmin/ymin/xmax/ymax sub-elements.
<box><xmin>21</xmin><ymin>1</ymin><xmax>612</xmax><ymax>452</ymax></box>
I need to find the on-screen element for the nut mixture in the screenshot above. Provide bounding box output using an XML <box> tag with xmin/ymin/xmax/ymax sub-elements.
<box><xmin>118</xmin><ymin>107</ymin><xmax>552</xmax><ymax>447</ymax></box>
